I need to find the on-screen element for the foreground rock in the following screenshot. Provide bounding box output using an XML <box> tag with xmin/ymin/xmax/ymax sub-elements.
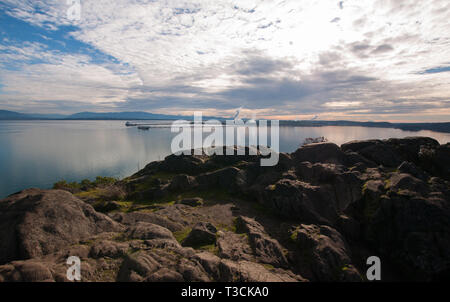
<box><xmin>236</xmin><ymin>216</ymin><xmax>288</xmax><ymax>268</ymax></box>
<box><xmin>182</xmin><ymin>222</ymin><xmax>218</xmax><ymax>247</ymax></box>
<box><xmin>290</xmin><ymin>224</ymin><xmax>362</xmax><ymax>281</ymax></box>
<box><xmin>1</xmin><ymin>136</ymin><xmax>449</xmax><ymax>282</ymax></box>
<box><xmin>0</xmin><ymin>189</ymin><xmax>123</xmax><ymax>265</ymax></box>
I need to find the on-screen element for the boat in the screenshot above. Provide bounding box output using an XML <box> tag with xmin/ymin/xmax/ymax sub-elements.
<box><xmin>138</xmin><ymin>126</ymin><xmax>150</xmax><ymax>131</ymax></box>
<box><xmin>125</xmin><ymin>121</ymin><xmax>137</xmax><ymax>127</ymax></box>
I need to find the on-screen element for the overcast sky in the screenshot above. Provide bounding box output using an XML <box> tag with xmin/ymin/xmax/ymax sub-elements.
<box><xmin>0</xmin><ymin>0</ymin><xmax>449</xmax><ymax>121</ymax></box>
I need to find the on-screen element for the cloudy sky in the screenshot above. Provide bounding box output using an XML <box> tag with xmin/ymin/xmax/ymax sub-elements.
<box><xmin>0</xmin><ymin>0</ymin><xmax>449</xmax><ymax>121</ymax></box>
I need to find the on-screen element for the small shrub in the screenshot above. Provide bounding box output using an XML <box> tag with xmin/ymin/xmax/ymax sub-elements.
<box><xmin>53</xmin><ymin>180</ymin><xmax>81</xmax><ymax>193</ymax></box>
<box><xmin>94</xmin><ymin>176</ymin><xmax>118</xmax><ymax>186</ymax></box>
<box><xmin>80</xmin><ymin>179</ymin><xmax>93</xmax><ymax>189</ymax></box>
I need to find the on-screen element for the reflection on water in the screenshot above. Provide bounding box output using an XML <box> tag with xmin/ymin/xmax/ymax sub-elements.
<box><xmin>0</xmin><ymin>120</ymin><xmax>449</xmax><ymax>198</ymax></box>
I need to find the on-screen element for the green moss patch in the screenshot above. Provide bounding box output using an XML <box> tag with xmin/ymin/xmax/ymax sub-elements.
<box><xmin>173</xmin><ymin>228</ymin><xmax>192</xmax><ymax>243</ymax></box>
<box><xmin>217</xmin><ymin>218</ymin><xmax>238</xmax><ymax>233</ymax></box>
<box><xmin>196</xmin><ymin>244</ymin><xmax>218</xmax><ymax>255</ymax></box>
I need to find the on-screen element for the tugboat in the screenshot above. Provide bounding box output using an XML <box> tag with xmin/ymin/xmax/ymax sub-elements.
<box><xmin>125</xmin><ymin>121</ymin><xmax>137</xmax><ymax>127</ymax></box>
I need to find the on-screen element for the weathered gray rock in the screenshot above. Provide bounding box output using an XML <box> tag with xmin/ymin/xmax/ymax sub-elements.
<box><xmin>398</xmin><ymin>161</ymin><xmax>427</xmax><ymax>180</ymax></box>
<box><xmin>177</xmin><ymin>258</ymin><xmax>210</xmax><ymax>282</ymax></box>
<box><xmin>262</xmin><ymin>179</ymin><xmax>339</xmax><ymax>225</ymax></box>
<box><xmin>159</xmin><ymin>154</ymin><xmax>211</xmax><ymax>175</ymax></box>
<box><xmin>0</xmin><ymin>261</ymin><xmax>54</xmax><ymax>282</ymax></box>
<box><xmin>169</xmin><ymin>174</ymin><xmax>197</xmax><ymax>192</ymax></box>
<box><xmin>89</xmin><ymin>240</ymin><xmax>129</xmax><ymax>259</ymax></box>
<box><xmin>291</xmin><ymin>224</ymin><xmax>362</xmax><ymax>281</ymax></box>
<box><xmin>117</xmin><ymin>251</ymin><xmax>160</xmax><ymax>282</ymax></box>
<box><xmin>208</xmin><ymin>146</ymin><xmax>262</xmax><ymax>166</ymax></box>
<box><xmin>236</xmin><ymin>216</ymin><xmax>288</xmax><ymax>268</ymax></box>
<box><xmin>342</xmin><ymin>137</ymin><xmax>440</xmax><ymax>169</ymax></box>
<box><xmin>110</xmin><ymin>211</ymin><xmax>183</xmax><ymax>232</ymax></box>
<box><xmin>295</xmin><ymin>162</ymin><xmax>363</xmax><ymax>211</ymax></box>
<box><xmin>193</xmin><ymin>252</ymin><xmax>222</xmax><ymax>280</ymax></box>
<box><xmin>296</xmin><ymin>162</ymin><xmax>345</xmax><ymax>183</ymax></box>
<box><xmin>385</xmin><ymin>137</ymin><xmax>439</xmax><ymax>163</ymax></box>
<box><xmin>196</xmin><ymin>167</ymin><xmax>243</xmax><ymax>193</ymax></box>
<box><xmin>116</xmin><ymin>246</ymin><xmax>213</xmax><ymax>282</ymax></box>
<box><xmin>358</xmin><ymin>143</ymin><xmax>402</xmax><ymax>167</ymax></box>
<box><xmin>293</xmin><ymin>143</ymin><xmax>345</xmax><ymax>165</ymax></box>
<box><xmin>126</xmin><ymin>222</ymin><xmax>175</xmax><ymax>241</ymax></box>
<box><xmin>428</xmin><ymin>177</ymin><xmax>450</xmax><ymax>201</ymax></box>
<box><xmin>129</xmin><ymin>184</ymin><xmax>170</xmax><ymax>202</ymax></box>
<box><xmin>333</xmin><ymin>171</ymin><xmax>364</xmax><ymax>211</ymax></box>
<box><xmin>218</xmin><ymin>259</ymin><xmax>304</xmax><ymax>282</ymax></box>
<box><xmin>93</xmin><ymin>200</ymin><xmax>122</xmax><ymax>213</ymax></box>
<box><xmin>217</xmin><ymin>231</ymin><xmax>254</xmax><ymax>262</ymax></box>
<box><xmin>365</xmin><ymin>192</ymin><xmax>450</xmax><ymax>281</ymax></box>
<box><xmin>182</xmin><ymin>222</ymin><xmax>217</xmax><ymax>247</ymax></box>
<box><xmin>0</xmin><ymin>189</ymin><xmax>123</xmax><ymax>265</ymax></box>
<box><xmin>419</xmin><ymin>143</ymin><xmax>450</xmax><ymax>180</ymax></box>
<box><xmin>145</xmin><ymin>268</ymin><xmax>184</xmax><ymax>282</ymax></box>
<box><xmin>337</xmin><ymin>215</ymin><xmax>361</xmax><ymax>240</ymax></box>
<box><xmin>344</xmin><ymin>151</ymin><xmax>377</xmax><ymax>169</ymax></box>
<box><xmin>176</xmin><ymin>197</ymin><xmax>203</xmax><ymax>207</ymax></box>
<box><xmin>387</xmin><ymin>173</ymin><xmax>429</xmax><ymax>196</ymax></box>
<box><xmin>345</xmin><ymin>179</ymin><xmax>385</xmax><ymax>224</ymax></box>
<box><xmin>341</xmin><ymin>139</ymin><xmax>382</xmax><ymax>152</ymax></box>
<box><xmin>244</xmin><ymin>169</ymin><xmax>284</xmax><ymax>201</ymax></box>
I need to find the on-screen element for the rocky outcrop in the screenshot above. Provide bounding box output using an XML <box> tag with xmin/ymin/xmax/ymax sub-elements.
<box><xmin>0</xmin><ymin>189</ymin><xmax>123</xmax><ymax>265</ymax></box>
<box><xmin>290</xmin><ymin>224</ymin><xmax>362</xmax><ymax>281</ymax></box>
<box><xmin>236</xmin><ymin>216</ymin><xmax>288</xmax><ymax>268</ymax></box>
<box><xmin>176</xmin><ymin>197</ymin><xmax>204</xmax><ymax>207</ymax></box>
<box><xmin>169</xmin><ymin>174</ymin><xmax>197</xmax><ymax>192</ymax></box>
<box><xmin>196</xmin><ymin>167</ymin><xmax>245</xmax><ymax>193</ymax></box>
<box><xmin>110</xmin><ymin>211</ymin><xmax>184</xmax><ymax>232</ymax></box>
<box><xmin>262</xmin><ymin>179</ymin><xmax>339</xmax><ymax>225</ymax></box>
<box><xmin>216</xmin><ymin>231</ymin><xmax>254</xmax><ymax>262</ymax></box>
<box><xmin>182</xmin><ymin>222</ymin><xmax>217</xmax><ymax>247</ymax></box>
<box><xmin>419</xmin><ymin>143</ymin><xmax>450</xmax><ymax>180</ymax></box>
<box><xmin>1</xmin><ymin>136</ymin><xmax>449</xmax><ymax>282</ymax></box>
<box><xmin>357</xmin><ymin>189</ymin><xmax>450</xmax><ymax>280</ymax></box>
<box><xmin>292</xmin><ymin>142</ymin><xmax>345</xmax><ymax>164</ymax></box>
<box><xmin>126</xmin><ymin>222</ymin><xmax>176</xmax><ymax>241</ymax></box>
<box><xmin>0</xmin><ymin>261</ymin><xmax>56</xmax><ymax>282</ymax></box>
<box><xmin>218</xmin><ymin>259</ymin><xmax>304</xmax><ymax>282</ymax></box>
<box><xmin>153</xmin><ymin>154</ymin><xmax>212</xmax><ymax>175</ymax></box>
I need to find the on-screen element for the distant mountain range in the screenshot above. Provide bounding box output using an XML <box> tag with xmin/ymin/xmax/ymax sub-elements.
<box><xmin>0</xmin><ymin>110</ymin><xmax>31</xmax><ymax>120</ymax></box>
<box><xmin>1</xmin><ymin>109</ymin><xmax>449</xmax><ymax>133</ymax></box>
<box><xmin>66</xmin><ymin>111</ymin><xmax>203</xmax><ymax>120</ymax></box>
<box><xmin>0</xmin><ymin>110</ymin><xmax>220</xmax><ymax>121</ymax></box>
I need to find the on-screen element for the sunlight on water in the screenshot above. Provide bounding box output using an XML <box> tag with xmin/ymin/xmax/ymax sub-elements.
<box><xmin>0</xmin><ymin>120</ymin><xmax>449</xmax><ymax>198</ymax></box>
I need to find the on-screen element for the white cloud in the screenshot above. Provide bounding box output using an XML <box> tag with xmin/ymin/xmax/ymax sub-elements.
<box><xmin>0</xmin><ymin>41</ymin><xmax>142</xmax><ymax>109</ymax></box>
<box><xmin>0</xmin><ymin>0</ymin><xmax>449</xmax><ymax>120</ymax></box>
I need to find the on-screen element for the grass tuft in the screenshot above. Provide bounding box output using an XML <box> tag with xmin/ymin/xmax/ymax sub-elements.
<box><xmin>173</xmin><ymin>228</ymin><xmax>192</xmax><ymax>243</ymax></box>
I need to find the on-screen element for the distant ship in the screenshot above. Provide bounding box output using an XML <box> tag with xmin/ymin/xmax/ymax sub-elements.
<box><xmin>125</xmin><ymin>121</ymin><xmax>137</xmax><ymax>126</ymax></box>
<box><xmin>137</xmin><ymin>126</ymin><xmax>150</xmax><ymax>131</ymax></box>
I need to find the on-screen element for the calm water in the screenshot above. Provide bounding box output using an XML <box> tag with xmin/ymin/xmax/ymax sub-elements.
<box><xmin>1</xmin><ymin>120</ymin><xmax>449</xmax><ymax>198</ymax></box>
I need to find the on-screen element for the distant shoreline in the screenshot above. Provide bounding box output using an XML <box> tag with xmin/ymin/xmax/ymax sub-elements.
<box><xmin>1</xmin><ymin>109</ymin><xmax>449</xmax><ymax>133</ymax></box>
<box><xmin>1</xmin><ymin>118</ymin><xmax>449</xmax><ymax>134</ymax></box>
<box><xmin>278</xmin><ymin>120</ymin><xmax>450</xmax><ymax>134</ymax></box>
